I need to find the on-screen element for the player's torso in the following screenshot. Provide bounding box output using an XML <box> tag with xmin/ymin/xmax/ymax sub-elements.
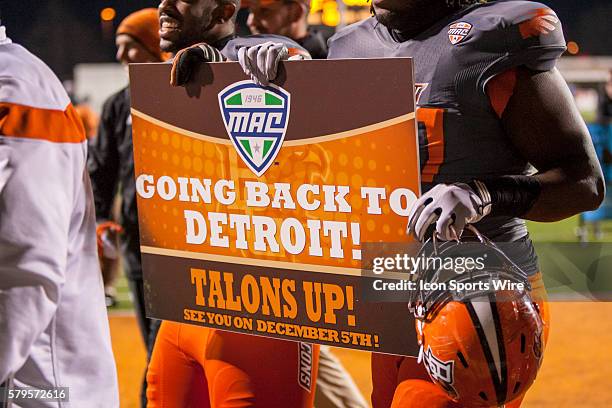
<box><xmin>329</xmin><ymin>11</ymin><xmax>532</xmax><ymax>189</ymax></box>
<box><xmin>328</xmin><ymin>6</ymin><xmax>543</xmax><ymax>241</ymax></box>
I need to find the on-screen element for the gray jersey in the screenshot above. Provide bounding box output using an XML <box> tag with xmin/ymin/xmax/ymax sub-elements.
<box><xmin>328</xmin><ymin>0</ymin><xmax>566</xmax><ymax>243</ymax></box>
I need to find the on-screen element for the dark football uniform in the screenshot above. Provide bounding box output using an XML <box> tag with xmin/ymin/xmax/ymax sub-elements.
<box><xmin>328</xmin><ymin>0</ymin><xmax>566</xmax><ymax>244</ymax></box>
<box><xmin>328</xmin><ymin>1</ymin><xmax>564</xmax><ymax>407</ymax></box>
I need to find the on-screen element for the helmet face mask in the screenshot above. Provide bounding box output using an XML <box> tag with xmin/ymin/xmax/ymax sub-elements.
<box><xmin>411</xmin><ymin>227</ymin><xmax>544</xmax><ymax>407</ymax></box>
<box><xmin>408</xmin><ymin>227</ymin><xmax>532</xmax><ymax>322</ymax></box>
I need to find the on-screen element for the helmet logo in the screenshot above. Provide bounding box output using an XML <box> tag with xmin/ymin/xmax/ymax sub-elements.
<box><xmin>448</xmin><ymin>22</ymin><xmax>473</xmax><ymax>45</ymax></box>
<box><xmin>219</xmin><ymin>80</ymin><xmax>291</xmax><ymax>177</ymax></box>
<box><xmin>424</xmin><ymin>347</ymin><xmax>457</xmax><ymax>396</ymax></box>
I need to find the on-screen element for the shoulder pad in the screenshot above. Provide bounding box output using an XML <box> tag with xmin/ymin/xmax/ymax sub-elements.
<box><xmin>328</xmin><ymin>18</ymin><xmax>376</xmax><ymax>59</ymax></box>
<box><xmin>0</xmin><ymin>43</ymin><xmax>70</xmax><ymax>110</ymax></box>
<box><xmin>477</xmin><ymin>1</ymin><xmax>566</xmax><ymax>72</ymax></box>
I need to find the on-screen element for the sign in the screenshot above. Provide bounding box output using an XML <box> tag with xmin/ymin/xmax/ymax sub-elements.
<box><xmin>129</xmin><ymin>59</ymin><xmax>420</xmax><ymax>355</ymax></box>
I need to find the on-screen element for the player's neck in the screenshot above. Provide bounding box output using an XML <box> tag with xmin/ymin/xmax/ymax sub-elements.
<box><xmin>387</xmin><ymin>4</ymin><xmax>462</xmax><ymax>42</ymax></box>
<box><xmin>210</xmin><ymin>33</ymin><xmax>236</xmax><ymax>51</ymax></box>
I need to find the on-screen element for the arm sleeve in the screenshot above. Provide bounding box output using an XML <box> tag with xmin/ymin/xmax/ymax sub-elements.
<box><xmin>87</xmin><ymin>95</ymin><xmax>120</xmax><ymax>221</ymax></box>
<box><xmin>481</xmin><ymin>2</ymin><xmax>566</xmax><ymax>86</ymax></box>
<box><xmin>0</xmin><ymin>139</ymin><xmax>74</xmax><ymax>382</ymax></box>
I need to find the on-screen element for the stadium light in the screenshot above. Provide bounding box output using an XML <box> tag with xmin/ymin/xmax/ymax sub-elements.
<box><xmin>567</xmin><ymin>41</ymin><xmax>580</xmax><ymax>55</ymax></box>
<box><xmin>311</xmin><ymin>0</ymin><xmax>369</xmax><ymax>13</ymax></box>
<box><xmin>342</xmin><ymin>0</ymin><xmax>370</xmax><ymax>5</ymax></box>
<box><xmin>100</xmin><ymin>7</ymin><xmax>116</xmax><ymax>22</ymax></box>
<box><xmin>322</xmin><ymin>1</ymin><xmax>340</xmax><ymax>26</ymax></box>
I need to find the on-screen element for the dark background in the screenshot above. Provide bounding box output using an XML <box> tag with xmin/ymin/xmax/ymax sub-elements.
<box><xmin>1</xmin><ymin>0</ymin><xmax>611</xmax><ymax>80</ymax></box>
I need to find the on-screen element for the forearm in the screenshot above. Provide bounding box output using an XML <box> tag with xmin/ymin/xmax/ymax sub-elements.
<box><xmin>474</xmin><ymin>160</ymin><xmax>604</xmax><ymax>222</ymax></box>
<box><xmin>495</xmin><ymin>68</ymin><xmax>605</xmax><ymax>222</ymax></box>
<box><xmin>527</xmin><ymin>160</ymin><xmax>604</xmax><ymax>221</ymax></box>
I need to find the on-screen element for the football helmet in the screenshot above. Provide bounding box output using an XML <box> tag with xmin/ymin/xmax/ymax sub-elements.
<box><xmin>408</xmin><ymin>226</ymin><xmax>544</xmax><ymax>407</ymax></box>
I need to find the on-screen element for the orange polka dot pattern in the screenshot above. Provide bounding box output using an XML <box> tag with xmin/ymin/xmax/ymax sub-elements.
<box><xmin>132</xmin><ymin>115</ymin><xmax>420</xmax><ymax>269</ymax></box>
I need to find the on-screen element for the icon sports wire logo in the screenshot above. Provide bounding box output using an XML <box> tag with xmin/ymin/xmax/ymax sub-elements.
<box><xmin>219</xmin><ymin>80</ymin><xmax>290</xmax><ymax>177</ymax></box>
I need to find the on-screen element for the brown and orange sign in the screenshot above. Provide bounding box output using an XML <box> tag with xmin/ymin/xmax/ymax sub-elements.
<box><xmin>129</xmin><ymin>59</ymin><xmax>420</xmax><ymax>355</ymax></box>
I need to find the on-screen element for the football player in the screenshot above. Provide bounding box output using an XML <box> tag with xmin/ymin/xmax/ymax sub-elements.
<box><xmin>234</xmin><ymin>0</ymin><xmax>604</xmax><ymax>406</ymax></box>
<box><xmin>0</xmin><ymin>20</ymin><xmax>119</xmax><ymax>407</ymax></box>
<box><xmin>147</xmin><ymin>1</ymin><xmax>319</xmax><ymax>407</ymax></box>
<box><xmin>246</xmin><ymin>2</ymin><xmax>367</xmax><ymax>408</ymax></box>
<box><xmin>327</xmin><ymin>0</ymin><xmax>603</xmax><ymax>242</ymax></box>
<box><xmin>331</xmin><ymin>1</ymin><xmax>603</xmax><ymax>407</ymax></box>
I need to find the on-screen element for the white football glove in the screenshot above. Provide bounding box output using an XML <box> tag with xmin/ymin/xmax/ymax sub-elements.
<box><xmin>407</xmin><ymin>183</ymin><xmax>488</xmax><ymax>241</ymax></box>
<box><xmin>238</xmin><ymin>41</ymin><xmax>297</xmax><ymax>86</ymax></box>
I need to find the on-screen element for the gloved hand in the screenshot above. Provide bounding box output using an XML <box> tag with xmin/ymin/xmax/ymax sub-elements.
<box><xmin>238</xmin><ymin>41</ymin><xmax>304</xmax><ymax>86</ymax></box>
<box><xmin>407</xmin><ymin>183</ymin><xmax>487</xmax><ymax>241</ymax></box>
<box><xmin>170</xmin><ymin>43</ymin><xmax>226</xmax><ymax>86</ymax></box>
<box><xmin>96</xmin><ymin>221</ymin><xmax>124</xmax><ymax>260</ymax></box>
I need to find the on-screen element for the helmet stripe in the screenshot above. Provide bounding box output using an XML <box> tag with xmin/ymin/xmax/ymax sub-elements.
<box><xmin>466</xmin><ymin>295</ymin><xmax>509</xmax><ymax>405</ymax></box>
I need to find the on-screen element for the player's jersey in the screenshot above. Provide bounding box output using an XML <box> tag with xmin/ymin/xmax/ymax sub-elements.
<box><xmin>328</xmin><ymin>0</ymin><xmax>566</xmax><ymax>242</ymax></box>
<box><xmin>0</xmin><ymin>40</ymin><xmax>119</xmax><ymax>406</ymax></box>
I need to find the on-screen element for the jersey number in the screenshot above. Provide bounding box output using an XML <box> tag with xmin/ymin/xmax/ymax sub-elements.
<box><xmin>417</xmin><ymin>107</ymin><xmax>445</xmax><ymax>183</ymax></box>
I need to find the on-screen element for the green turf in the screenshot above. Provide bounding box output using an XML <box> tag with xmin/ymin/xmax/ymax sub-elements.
<box><xmin>527</xmin><ymin>216</ymin><xmax>612</xmax><ymax>243</ymax></box>
<box><xmin>527</xmin><ymin>217</ymin><xmax>612</xmax><ymax>299</ymax></box>
<box><xmin>526</xmin><ymin>217</ymin><xmax>578</xmax><ymax>242</ymax></box>
<box><xmin>113</xmin><ymin>275</ymin><xmax>132</xmax><ymax>310</ymax></box>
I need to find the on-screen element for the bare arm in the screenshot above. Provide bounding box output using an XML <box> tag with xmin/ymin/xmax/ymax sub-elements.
<box><xmin>501</xmin><ymin>67</ymin><xmax>605</xmax><ymax>221</ymax></box>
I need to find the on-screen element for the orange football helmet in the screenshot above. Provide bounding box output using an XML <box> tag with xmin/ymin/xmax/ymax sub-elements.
<box><xmin>409</xmin><ymin>226</ymin><xmax>544</xmax><ymax>407</ymax></box>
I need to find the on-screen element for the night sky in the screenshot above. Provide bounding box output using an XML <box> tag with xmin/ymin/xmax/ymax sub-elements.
<box><xmin>1</xmin><ymin>0</ymin><xmax>611</xmax><ymax>80</ymax></box>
